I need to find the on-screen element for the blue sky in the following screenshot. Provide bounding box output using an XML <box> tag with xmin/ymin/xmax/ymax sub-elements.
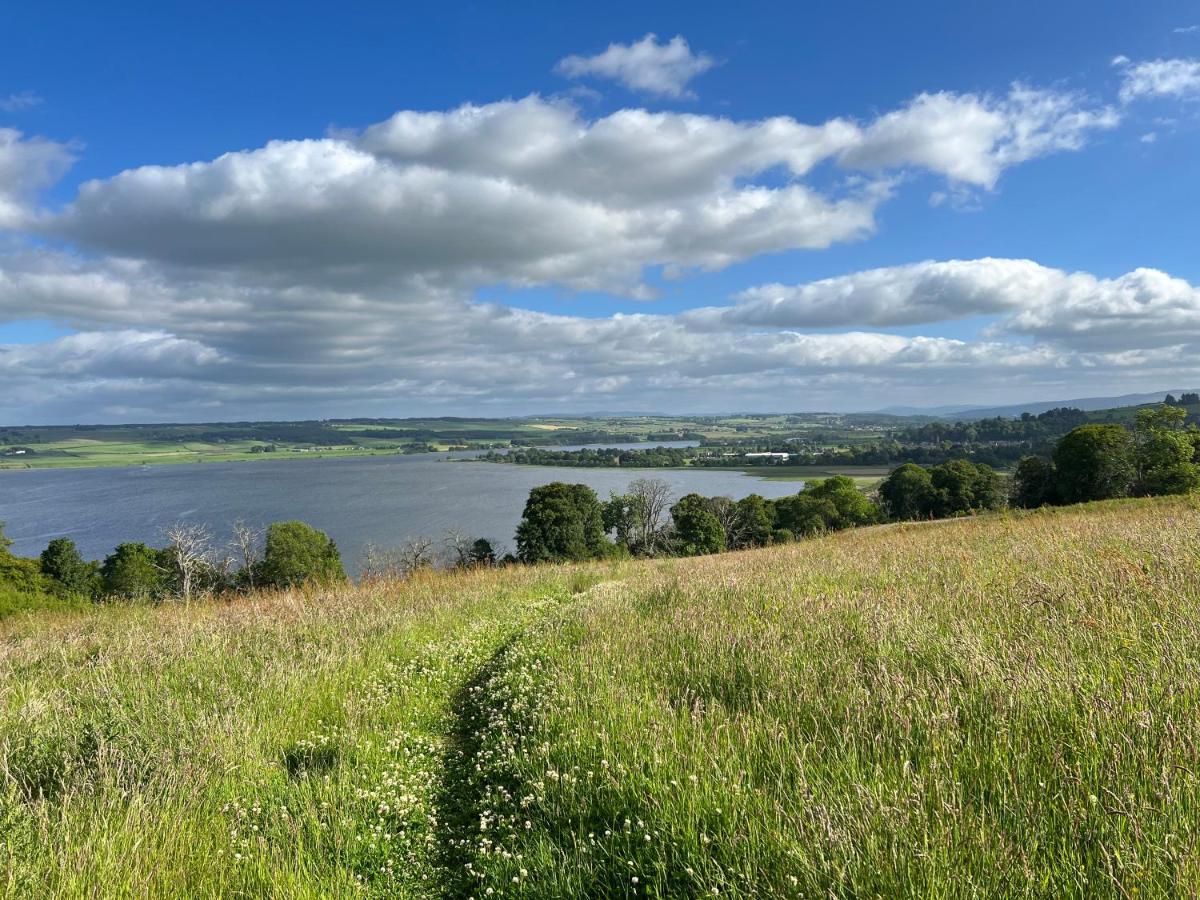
<box><xmin>1</xmin><ymin>1</ymin><xmax>1199</xmax><ymax>421</ymax></box>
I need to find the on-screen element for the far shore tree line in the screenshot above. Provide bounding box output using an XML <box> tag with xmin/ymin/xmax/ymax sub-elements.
<box><xmin>2</xmin><ymin>405</ymin><xmax>1196</xmax><ymax>610</ymax></box>
<box><xmin>514</xmin><ymin>404</ymin><xmax>1200</xmax><ymax>563</ymax></box>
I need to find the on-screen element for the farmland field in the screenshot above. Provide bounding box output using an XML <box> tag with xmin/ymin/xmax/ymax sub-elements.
<box><xmin>2</xmin><ymin>497</ymin><xmax>1198</xmax><ymax>896</ymax></box>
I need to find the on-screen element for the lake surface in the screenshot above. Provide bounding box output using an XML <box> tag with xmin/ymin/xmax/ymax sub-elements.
<box><xmin>0</xmin><ymin>450</ymin><xmax>799</xmax><ymax>574</ymax></box>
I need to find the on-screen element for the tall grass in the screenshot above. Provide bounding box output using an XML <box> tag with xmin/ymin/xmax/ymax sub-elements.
<box><xmin>453</xmin><ymin>498</ymin><xmax>1200</xmax><ymax>898</ymax></box>
<box><xmin>2</xmin><ymin>497</ymin><xmax>1198</xmax><ymax>897</ymax></box>
<box><xmin>0</xmin><ymin>564</ymin><xmax>612</xmax><ymax>897</ymax></box>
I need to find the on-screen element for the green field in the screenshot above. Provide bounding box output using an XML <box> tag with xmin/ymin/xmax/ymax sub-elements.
<box><xmin>0</xmin><ymin>413</ymin><xmax>896</xmax><ymax>471</ymax></box>
<box><xmin>0</xmin><ymin>439</ymin><xmax>407</xmax><ymax>470</ymax></box>
<box><xmin>3</xmin><ymin>497</ymin><xmax>1198</xmax><ymax>896</ymax></box>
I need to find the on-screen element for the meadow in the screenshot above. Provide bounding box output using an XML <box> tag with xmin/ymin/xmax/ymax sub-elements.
<box><xmin>2</xmin><ymin>496</ymin><xmax>1198</xmax><ymax>897</ymax></box>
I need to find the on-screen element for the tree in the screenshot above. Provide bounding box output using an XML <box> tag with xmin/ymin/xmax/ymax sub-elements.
<box><xmin>774</xmin><ymin>494</ymin><xmax>839</xmax><ymax>536</ymax></box>
<box><xmin>260</xmin><ymin>521</ymin><xmax>345</xmax><ymax>588</ymax></box>
<box><xmin>1134</xmin><ymin>405</ymin><xmax>1200</xmax><ymax>496</ymax></box>
<box><xmin>970</xmin><ymin>463</ymin><xmax>1007</xmax><ymax>511</ymax></box>
<box><xmin>706</xmin><ymin>496</ymin><xmax>739</xmax><ymax>550</ymax></box>
<box><xmin>669</xmin><ymin>493</ymin><xmax>726</xmax><ymax>556</ymax></box>
<box><xmin>1011</xmin><ymin>456</ymin><xmax>1058</xmax><ymax>508</ymax></box>
<box><xmin>1052</xmin><ymin>425</ymin><xmax>1136</xmax><ymax>504</ymax></box>
<box><xmin>516</xmin><ymin>483</ymin><xmax>608</xmax><ymax>563</ymax></box>
<box><xmin>40</xmin><ymin>537</ymin><xmax>99</xmax><ymax>597</ymax></box>
<box><xmin>100</xmin><ymin>542</ymin><xmax>164</xmax><ymax>599</ymax></box>
<box><xmin>162</xmin><ymin>522</ymin><xmax>214</xmax><ymax>602</ymax></box>
<box><xmin>397</xmin><ymin>536</ymin><xmax>436</xmax><ymax>574</ymax></box>
<box><xmin>603</xmin><ymin>478</ymin><xmax>672</xmax><ymax>556</ymax></box>
<box><xmin>230</xmin><ymin>519</ymin><xmax>263</xmax><ymax>589</ymax></box>
<box><xmin>803</xmin><ymin>476</ymin><xmax>880</xmax><ymax>527</ymax></box>
<box><xmin>927</xmin><ymin>461</ymin><xmax>1005</xmax><ymax>517</ymax></box>
<box><xmin>0</xmin><ymin>522</ymin><xmax>49</xmax><ymax>596</ymax></box>
<box><xmin>443</xmin><ymin>530</ymin><xmax>476</xmax><ymax>568</ymax></box>
<box><xmin>731</xmin><ymin>494</ymin><xmax>774</xmax><ymax>548</ymax></box>
<box><xmin>469</xmin><ymin>538</ymin><xmax>497</xmax><ymax>567</ymax></box>
<box><xmin>878</xmin><ymin>463</ymin><xmax>937</xmax><ymax>520</ymax></box>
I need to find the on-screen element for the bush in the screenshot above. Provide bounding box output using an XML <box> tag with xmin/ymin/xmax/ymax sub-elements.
<box><xmin>100</xmin><ymin>543</ymin><xmax>164</xmax><ymax>600</ymax></box>
<box><xmin>260</xmin><ymin>521</ymin><xmax>346</xmax><ymax>588</ymax></box>
<box><xmin>40</xmin><ymin>538</ymin><xmax>100</xmax><ymax>598</ymax></box>
<box><xmin>516</xmin><ymin>483</ymin><xmax>609</xmax><ymax>563</ymax></box>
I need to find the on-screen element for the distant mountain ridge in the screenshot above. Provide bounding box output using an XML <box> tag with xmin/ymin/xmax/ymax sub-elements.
<box><xmin>879</xmin><ymin>390</ymin><xmax>1199</xmax><ymax>421</ymax></box>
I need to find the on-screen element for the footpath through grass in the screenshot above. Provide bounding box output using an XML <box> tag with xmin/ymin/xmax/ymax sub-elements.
<box><xmin>2</xmin><ymin>497</ymin><xmax>1199</xmax><ymax>897</ymax></box>
<box><xmin>0</xmin><ymin>563</ymin><xmax>609</xmax><ymax>897</ymax></box>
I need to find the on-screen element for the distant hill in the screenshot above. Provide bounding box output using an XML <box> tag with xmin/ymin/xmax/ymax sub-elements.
<box><xmin>882</xmin><ymin>390</ymin><xmax>1198</xmax><ymax>420</ymax></box>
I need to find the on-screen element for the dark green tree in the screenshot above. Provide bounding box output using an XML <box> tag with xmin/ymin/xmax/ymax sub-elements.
<box><xmin>804</xmin><ymin>476</ymin><xmax>880</xmax><ymax>527</ymax></box>
<box><xmin>100</xmin><ymin>542</ymin><xmax>164</xmax><ymax>599</ymax></box>
<box><xmin>669</xmin><ymin>493</ymin><xmax>726</xmax><ymax>556</ymax></box>
<box><xmin>516</xmin><ymin>483</ymin><xmax>608</xmax><ymax>563</ymax></box>
<box><xmin>1052</xmin><ymin>425</ymin><xmax>1136</xmax><ymax>503</ymax></box>
<box><xmin>1134</xmin><ymin>405</ymin><xmax>1200</xmax><ymax>496</ymax></box>
<box><xmin>774</xmin><ymin>494</ymin><xmax>838</xmax><ymax>536</ymax></box>
<box><xmin>927</xmin><ymin>460</ymin><xmax>1005</xmax><ymax>516</ymax></box>
<box><xmin>731</xmin><ymin>494</ymin><xmax>774</xmax><ymax>548</ymax></box>
<box><xmin>878</xmin><ymin>463</ymin><xmax>937</xmax><ymax>520</ymax></box>
<box><xmin>0</xmin><ymin>522</ymin><xmax>49</xmax><ymax>595</ymax></box>
<box><xmin>259</xmin><ymin>521</ymin><xmax>346</xmax><ymax>588</ymax></box>
<box><xmin>970</xmin><ymin>463</ymin><xmax>1007</xmax><ymax>511</ymax></box>
<box><xmin>40</xmin><ymin>538</ymin><xmax>100</xmax><ymax>597</ymax></box>
<box><xmin>469</xmin><ymin>538</ymin><xmax>497</xmax><ymax>566</ymax></box>
<box><xmin>1011</xmin><ymin>456</ymin><xmax>1058</xmax><ymax>508</ymax></box>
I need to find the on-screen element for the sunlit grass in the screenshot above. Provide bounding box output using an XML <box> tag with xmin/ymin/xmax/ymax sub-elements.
<box><xmin>2</xmin><ymin>497</ymin><xmax>1197</xmax><ymax>897</ymax></box>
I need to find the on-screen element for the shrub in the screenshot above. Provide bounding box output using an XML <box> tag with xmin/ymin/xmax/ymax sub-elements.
<box><xmin>260</xmin><ymin>521</ymin><xmax>346</xmax><ymax>588</ymax></box>
<box><xmin>40</xmin><ymin>538</ymin><xmax>100</xmax><ymax>598</ymax></box>
<box><xmin>100</xmin><ymin>543</ymin><xmax>164</xmax><ymax>600</ymax></box>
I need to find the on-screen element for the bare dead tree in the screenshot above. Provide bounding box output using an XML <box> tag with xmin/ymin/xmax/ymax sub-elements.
<box><xmin>626</xmin><ymin>478</ymin><xmax>673</xmax><ymax>556</ymax></box>
<box><xmin>397</xmin><ymin>536</ymin><xmax>437</xmax><ymax>575</ymax></box>
<box><xmin>443</xmin><ymin>529</ymin><xmax>475</xmax><ymax>568</ymax></box>
<box><xmin>164</xmin><ymin>522</ymin><xmax>214</xmax><ymax>602</ymax></box>
<box><xmin>230</xmin><ymin>519</ymin><xmax>263</xmax><ymax>589</ymax></box>
<box><xmin>361</xmin><ymin>537</ymin><xmax>438</xmax><ymax>581</ymax></box>
<box><xmin>360</xmin><ymin>542</ymin><xmax>401</xmax><ymax>582</ymax></box>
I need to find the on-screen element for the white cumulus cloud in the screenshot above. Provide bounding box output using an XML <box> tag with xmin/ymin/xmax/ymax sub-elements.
<box><xmin>556</xmin><ymin>33</ymin><xmax>716</xmax><ymax>98</ymax></box>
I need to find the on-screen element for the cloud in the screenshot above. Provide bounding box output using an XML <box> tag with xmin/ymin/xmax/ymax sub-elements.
<box><xmin>556</xmin><ymin>33</ymin><xmax>716</xmax><ymax>98</ymax></box>
<box><xmin>0</xmin><ymin>128</ymin><xmax>77</xmax><ymax>228</ymax></box>
<box><xmin>50</xmin><ymin>86</ymin><xmax>1112</xmax><ymax>300</ymax></box>
<box><xmin>0</xmin><ymin>74</ymin><xmax>1162</xmax><ymax>421</ymax></box>
<box><xmin>0</xmin><ymin>91</ymin><xmax>43</xmax><ymax>113</ymax></box>
<box><xmin>842</xmin><ymin>85</ymin><xmax>1118</xmax><ymax>189</ymax></box>
<box><xmin>3</xmin><ymin>249</ymin><xmax>1199</xmax><ymax>421</ymax></box>
<box><xmin>1115</xmin><ymin>56</ymin><xmax>1200</xmax><ymax>102</ymax></box>
<box><xmin>1174</xmin><ymin>25</ymin><xmax>1200</xmax><ymax>35</ymax></box>
<box><xmin>706</xmin><ymin>258</ymin><xmax>1200</xmax><ymax>351</ymax></box>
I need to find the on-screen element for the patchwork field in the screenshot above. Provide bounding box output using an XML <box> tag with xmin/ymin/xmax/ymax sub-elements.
<box><xmin>2</xmin><ymin>497</ymin><xmax>1198</xmax><ymax>897</ymax></box>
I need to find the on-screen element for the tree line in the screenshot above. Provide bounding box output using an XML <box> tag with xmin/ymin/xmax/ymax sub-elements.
<box><xmin>0</xmin><ymin>515</ymin><xmax>515</xmax><ymax>613</ymax></box>
<box><xmin>1011</xmin><ymin>405</ymin><xmax>1200</xmax><ymax>507</ymax></box>
<box><xmin>512</xmin><ymin>458</ymin><xmax>1008</xmax><ymax>564</ymax></box>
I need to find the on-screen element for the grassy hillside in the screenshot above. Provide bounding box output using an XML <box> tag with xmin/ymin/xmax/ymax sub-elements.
<box><xmin>2</xmin><ymin>497</ymin><xmax>1198</xmax><ymax>897</ymax></box>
